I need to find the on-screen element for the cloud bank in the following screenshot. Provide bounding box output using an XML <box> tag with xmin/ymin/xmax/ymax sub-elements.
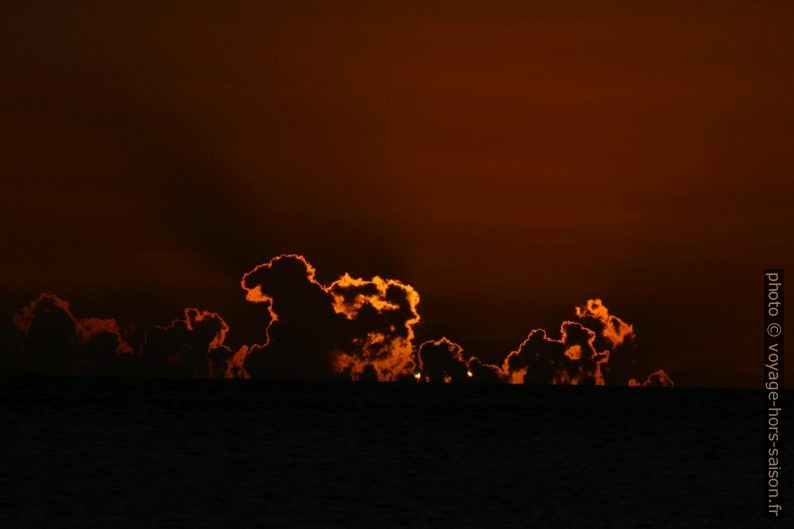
<box><xmin>6</xmin><ymin>255</ymin><xmax>673</xmax><ymax>386</ymax></box>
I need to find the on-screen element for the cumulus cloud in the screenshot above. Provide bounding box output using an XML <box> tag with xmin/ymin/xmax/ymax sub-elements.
<box><xmin>415</xmin><ymin>337</ymin><xmax>503</xmax><ymax>383</ymax></box>
<box><xmin>502</xmin><ymin>299</ymin><xmax>670</xmax><ymax>387</ymax></box>
<box><xmin>8</xmin><ymin>263</ymin><xmax>673</xmax><ymax>387</ymax></box>
<box><xmin>416</xmin><ymin>338</ymin><xmax>469</xmax><ymax>383</ymax></box>
<box><xmin>503</xmin><ymin>329</ymin><xmax>566</xmax><ymax>385</ymax></box>
<box><xmin>141</xmin><ymin>307</ymin><xmax>235</xmax><ymax>378</ymax></box>
<box><xmin>628</xmin><ymin>369</ymin><xmax>675</xmax><ymax>388</ymax></box>
<box><xmin>239</xmin><ymin>254</ymin><xmax>346</xmax><ymax>379</ymax></box>
<box><xmin>573</xmin><ymin>298</ymin><xmax>637</xmax><ymax>383</ymax></box>
<box><xmin>12</xmin><ymin>293</ymin><xmax>133</xmax><ymax>375</ymax></box>
<box><xmin>575</xmin><ymin>298</ymin><xmax>635</xmax><ymax>348</ymax></box>
<box><xmin>239</xmin><ymin>254</ymin><xmax>421</xmax><ymax>380</ymax></box>
<box><xmin>11</xmin><ymin>294</ymin><xmax>246</xmax><ymax>379</ymax></box>
<box><xmin>502</xmin><ymin>323</ymin><xmax>608</xmax><ymax>385</ymax></box>
<box><xmin>466</xmin><ymin>357</ymin><xmax>505</xmax><ymax>383</ymax></box>
<box><xmin>328</xmin><ymin>273</ymin><xmax>420</xmax><ymax>381</ymax></box>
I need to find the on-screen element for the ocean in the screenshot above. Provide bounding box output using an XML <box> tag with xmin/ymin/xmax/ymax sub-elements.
<box><xmin>1</xmin><ymin>378</ymin><xmax>790</xmax><ymax>528</ymax></box>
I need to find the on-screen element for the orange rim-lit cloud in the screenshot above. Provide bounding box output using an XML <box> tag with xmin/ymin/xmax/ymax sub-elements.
<box><xmin>9</xmin><ymin>254</ymin><xmax>672</xmax><ymax>386</ymax></box>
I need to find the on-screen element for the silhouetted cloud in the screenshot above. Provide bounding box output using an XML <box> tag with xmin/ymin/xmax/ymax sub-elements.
<box><xmin>141</xmin><ymin>308</ymin><xmax>232</xmax><ymax>378</ymax></box>
<box><xmin>503</xmin><ymin>328</ymin><xmax>565</xmax><ymax>385</ymax></box>
<box><xmin>502</xmin><ymin>299</ymin><xmax>670</xmax><ymax>387</ymax></box>
<box><xmin>12</xmin><ymin>293</ymin><xmax>132</xmax><ymax>375</ymax></box>
<box><xmin>466</xmin><ymin>356</ymin><xmax>505</xmax><ymax>383</ymax></box>
<box><xmin>240</xmin><ymin>254</ymin><xmax>345</xmax><ymax>379</ymax></box>
<box><xmin>415</xmin><ymin>337</ymin><xmax>503</xmax><ymax>383</ymax></box>
<box><xmin>8</xmin><ymin>265</ymin><xmax>673</xmax><ymax>386</ymax></box>
<box><xmin>416</xmin><ymin>338</ymin><xmax>469</xmax><ymax>383</ymax></box>
<box><xmin>239</xmin><ymin>254</ymin><xmax>421</xmax><ymax>380</ymax></box>
<box><xmin>628</xmin><ymin>369</ymin><xmax>675</xmax><ymax>387</ymax></box>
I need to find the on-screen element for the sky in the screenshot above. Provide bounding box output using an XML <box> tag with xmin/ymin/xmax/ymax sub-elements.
<box><xmin>1</xmin><ymin>1</ymin><xmax>792</xmax><ymax>387</ymax></box>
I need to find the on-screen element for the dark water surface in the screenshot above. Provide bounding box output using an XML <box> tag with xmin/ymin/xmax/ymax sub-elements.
<box><xmin>1</xmin><ymin>378</ymin><xmax>791</xmax><ymax>528</ymax></box>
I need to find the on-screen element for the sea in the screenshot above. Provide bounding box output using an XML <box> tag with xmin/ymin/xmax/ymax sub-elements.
<box><xmin>0</xmin><ymin>378</ymin><xmax>791</xmax><ymax>528</ymax></box>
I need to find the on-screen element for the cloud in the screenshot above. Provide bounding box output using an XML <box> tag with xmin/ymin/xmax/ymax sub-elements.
<box><xmin>502</xmin><ymin>299</ymin><xmax>669</xmax><ymax>387</ymax></box>
<box><xmin>220</xmin><ymin>344</ymin><xmax>251</xmax><ymax>379</ymax></box>
<box><xmin>8</xmin><ymin>266</ymin><xmax>673</xmax><ymax>387</ymax></box>
<box><xmin>11</xmin><ymin>294</ymin><xmax>249</xmax><ymax>378</ymax></box>
<box><xmin>415</xmin><ymin>337</ymin><xmax>503</xmax><ymax>383</ymax></box>
<box><xmin>141</xmin><ymin>308</ymin><xmax>234</xmax><ymax>378</ymax></box>
<box><xmin>502</xmin><ymin>327</ymin><xmax>576</xmax><ymax>385</ymax></box>
<box><xmin>628</xmin><ymin>369</ymin><xmax>675</xmax><ymax>387</ymax></box>
<box><xmin>415</xmin><ymin>338</ymin><xmax>469</xmax><ymax>383</ymax></box>
<box><xmin>573</xmin><ymin>298</ymin><xmax>637</xmax><ymax>383</ymax></box>
<box><xmin>239</xmin><ymin>254</ymin><xmax>345</xmax><ymax>379</ymax></box>
<box><xmin>575</xmin><ymin>298</ymin><xmax>635</xmax><ymax>348</ymax></box>
<box><xmin>12</xmin><ymin>293</ymin><xmax>133</xmax><ymax>375</ymax></box>
<box><xmin>239</xmin><ymin>254</ymin><xmax>421</xmax><ymax>380</ymax></box>
<box><xmin>328</xmin><ymin>273</ymin><xmax>420</xmax><ymax>381</ymax></box>
<box><xmin>466</xmin><ymin>357</ymin><xmax>505</xmax><ymax>383</ymax></box>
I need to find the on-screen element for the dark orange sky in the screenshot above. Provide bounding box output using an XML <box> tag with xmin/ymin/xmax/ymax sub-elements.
<box><xmin>1</xmin><ymin>1</ymin><xmax>792</xmax><ymax>386</ymax></box>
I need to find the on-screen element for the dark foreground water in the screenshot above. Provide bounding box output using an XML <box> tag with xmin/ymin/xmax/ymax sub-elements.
<box><xmin>0</xmin><ymin>379</ymin><xmax>791</xmax><ymax>529</ymax></box>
